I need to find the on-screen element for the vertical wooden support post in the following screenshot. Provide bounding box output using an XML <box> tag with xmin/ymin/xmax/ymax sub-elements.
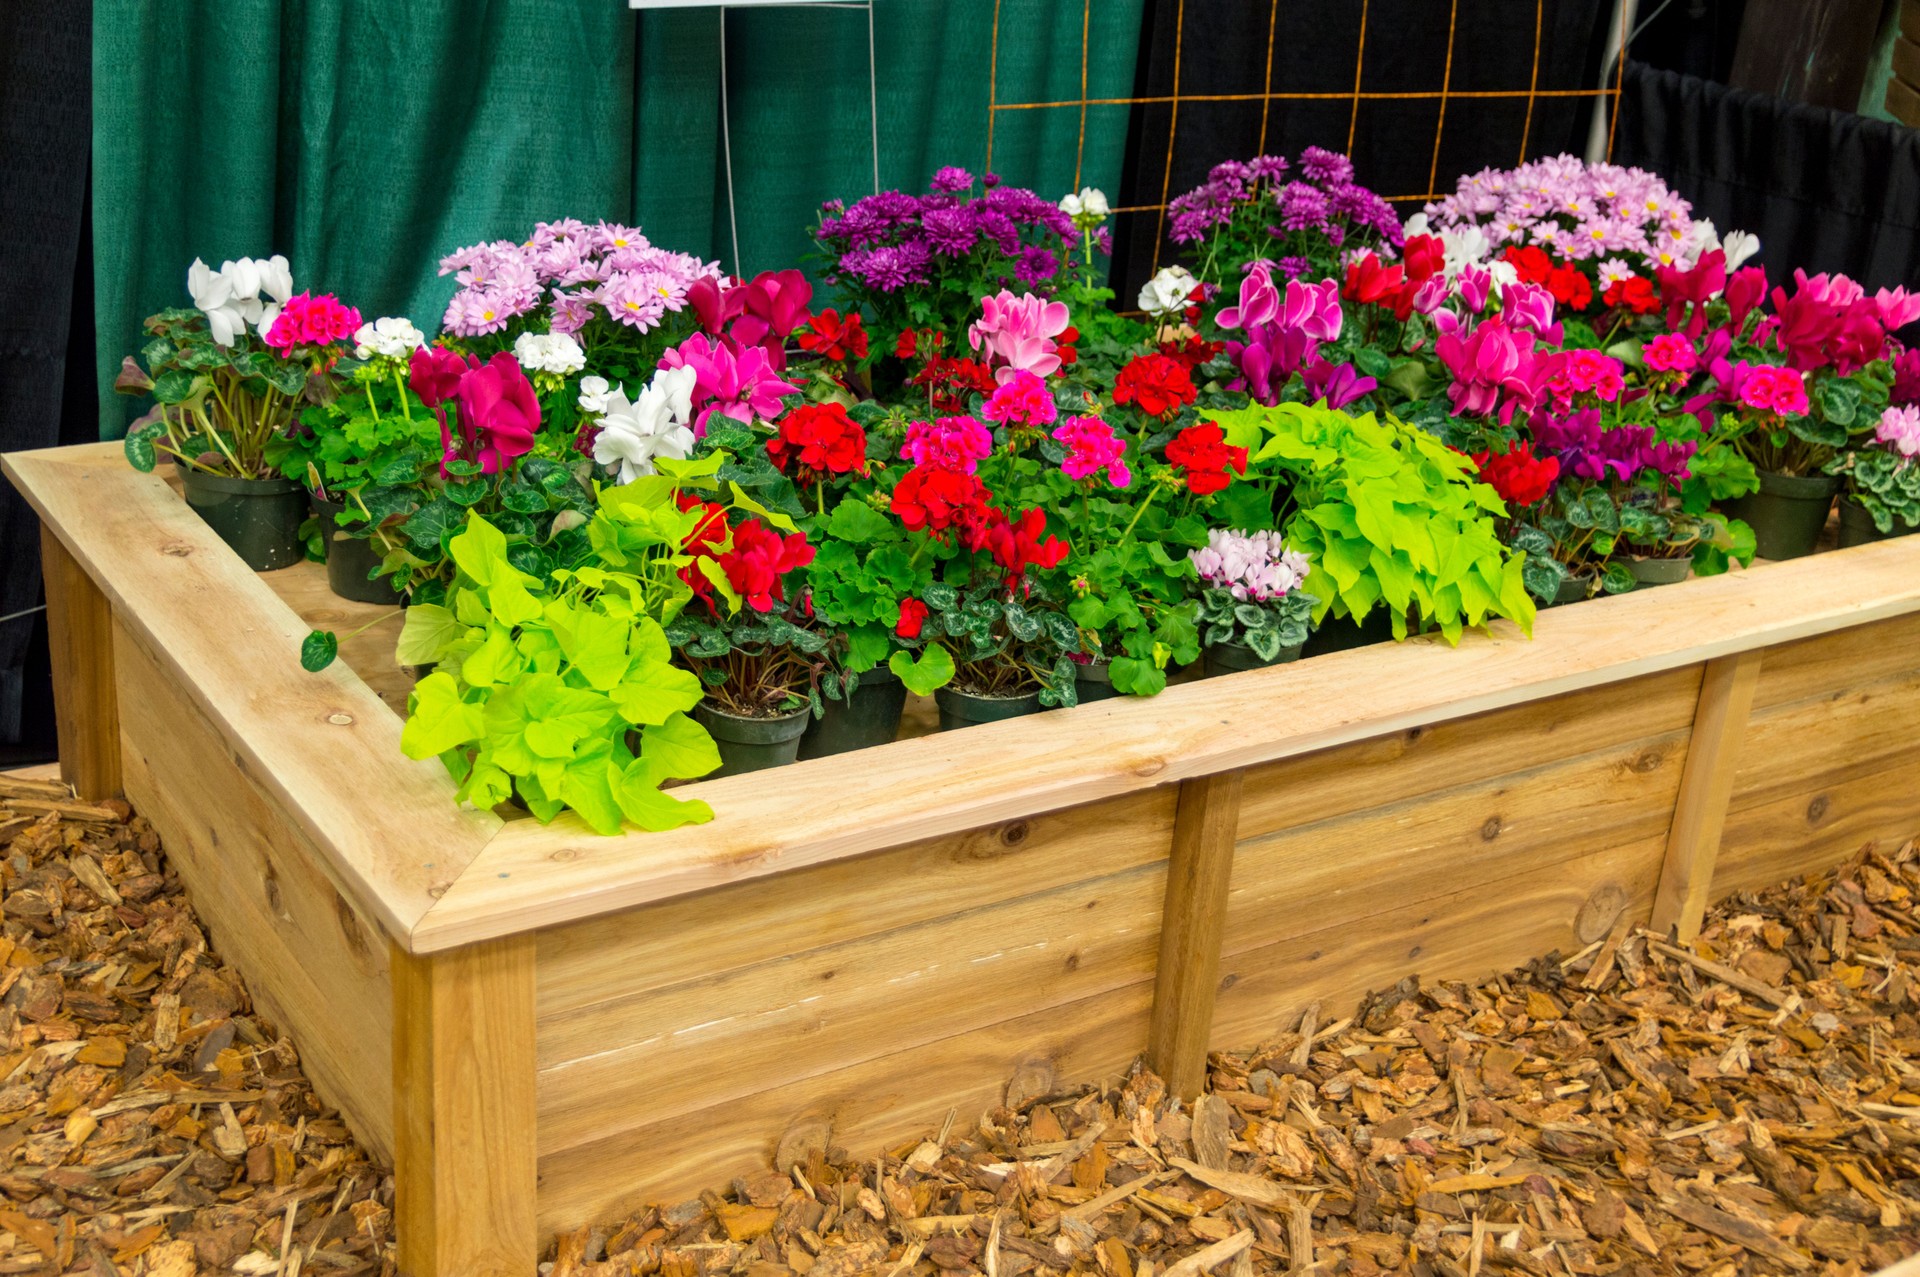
<box><xmin>392</xmin><ymin>935</ymin><xmax>538</xmax><ymax>1277</ymax></box>
<box><xmin>1147</xmin><ymin>770</ymin><xmax>1245</xmax><ymax>1099</ymax></box>
<box><xmin>1652</xmin><ymin>651</ymin><xmax>1764</xmax><ymax>943</ymax></box>
<box><xmin>40</xmin><ymin>530</ymin><xmax>120</xmax><ymax>799</ymax></box>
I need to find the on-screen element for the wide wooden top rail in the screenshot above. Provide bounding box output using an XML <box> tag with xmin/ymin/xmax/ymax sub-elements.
<box><xmin>13</xmin><ymin>441</ymin><xmax>1920</xmax><ymax>954</ymax></box>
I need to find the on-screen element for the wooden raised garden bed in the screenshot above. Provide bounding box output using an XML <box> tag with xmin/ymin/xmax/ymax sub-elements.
<box><xmin>12</xmin><ymin>440</ymin><xmax>1920</xmax><ymax>1276</ymax></box>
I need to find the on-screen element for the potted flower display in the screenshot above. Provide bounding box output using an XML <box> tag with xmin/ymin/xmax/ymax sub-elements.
<box><xmin>1190</xmin><ymin>530</ymin><xmax>1316</xmax><ymax>674</ymax></box>
<box><xmin>1828</xmin><ymin>404</ymin><xmax>1920</xmax><ymax>545</ymax></box>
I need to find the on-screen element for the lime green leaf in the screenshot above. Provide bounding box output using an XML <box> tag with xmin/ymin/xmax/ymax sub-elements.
<box><xmin>613</xmin><ymin>769</ymin><xmax>714</xmax><ymax>831</ymax></box>
<box><xmin>608</xmin><ymin>661</ymin><xmax>704</xmax><ymax>726</ymax></box>
<box><xmin>396</xmin><ymin>603</ymin><xmax>464</xmax><ymax>666</ymax></box>
<box><xmin>638</xmin><ymin>711</ymin><xmax>722</xmax><ymax>779</ymax></box>
<box><xmin>460</xmin><ymin>627</ymin><xmax>523</xmax><ymax>688</ymax></box>
<box><xmin>889</xmin><ymin>644</ymin><xmax>955</xmax><ymax>696</ymax></box>
<box><xmin>402</xmin><ymin>673</ymin><xmax>484</xmax><ymax>759</ymax></box>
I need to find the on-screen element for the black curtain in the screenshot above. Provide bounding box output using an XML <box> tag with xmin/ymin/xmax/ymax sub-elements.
<box><xmin>0</xmin><ymin>4</ymin><xmax>96</xmax><ymax>764</ymax></box>
<box><xmin>1110</xmin><ymin>0</ymin><xmax>1611</xmax><ymax>302</ymax></box>
<box><xmin>1613</xmin><ymin>61</ymin><xmax>1920</xmax><ymax>292</ymax></box>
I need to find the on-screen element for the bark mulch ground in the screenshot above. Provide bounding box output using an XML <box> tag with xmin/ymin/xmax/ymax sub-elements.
<box><xmin>2</xmin><ymin>770</ymin><xmax>1919</xmax><ymax>1276</ymax></box>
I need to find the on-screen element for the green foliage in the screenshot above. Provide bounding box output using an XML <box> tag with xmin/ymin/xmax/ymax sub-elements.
<box><xmin>1196</xmin><ymin>586</ymin><xmax>1315</xmax><ymax>661</ymax></box>
<box><xmin>395</xmin><ymin>500</ymin><xmax>723</xmax><ymax>835</ymax></box>
<box><xmin>1210</xmin><ymin>402</ymin><xmax>1535</xmax><ymax>644</ymax></box>
<box><xmin>1828</xmin><ymin>447</ymin><xmax>1920</xmax><ymax>534</ymax></box>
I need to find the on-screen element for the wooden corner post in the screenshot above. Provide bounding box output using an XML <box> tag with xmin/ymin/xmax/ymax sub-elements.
<box><xmin>1148</xmin><ymin>770</ymin><xmax>1245</xmax><ymax>1098</ymax></box>
<box><xmin>40</xmin><ymin>529</ymin><xmax>121</xmax><ymax>800</ymax></box>
<box><xmin>391</xmin><ymin>935</ymin><xmax>539</xmax><ymax>1277</ymax></box>
<box><xmin>1651</xmin><ymin>651</ymin><xmax>1764</xmax><ymax>943</ymax></box>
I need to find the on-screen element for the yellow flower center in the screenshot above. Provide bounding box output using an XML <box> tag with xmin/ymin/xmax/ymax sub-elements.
<box><xmin>624</xmin><ymin>300</ymin><xmax>641</xmax><ymax>311</ymax></box>
<box><xmin>613</xmin><ymin>237</ymin><xmax>629</xmax><ymax>247</ymax></box>
<box><xmin>482</xmin><ymin>309</ymin><xmax>496</xmax><ymax>321</ymax></box>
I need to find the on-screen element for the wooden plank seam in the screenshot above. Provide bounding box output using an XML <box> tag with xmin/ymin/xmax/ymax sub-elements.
<box><xmin>1650</xmin><ymin>651</ymin><xmax>1765</xmax><ymax>943</ymax></box>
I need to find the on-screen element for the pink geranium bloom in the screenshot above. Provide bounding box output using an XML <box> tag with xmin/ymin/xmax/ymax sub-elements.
<box><xmin>969</xmin><ymin>290</ymin><xmax>1071</xmax><ymax>383</ymax></box>
<box><xmin>900</xmin><ymin>416</ymin><xmax>994</xmax><ymax>473</ymax></box>
<box><xmin>660</xmin><ymin>332</ymin><xmax>801</xmax><ymax>435</ymax></box>
<box><xmin>981</xmin><ymin>369</ymin><xmax>1057</xmax><ymax>429</ymax></box>
<box><xmin>1642</xmin><ymin>332</ymin><xmax>1697</xmax><ymax>374</ymax></box>
<box><xmin>264</xmin><ymin>292</ymin><xmax>362</xmax><ymax>353</ymax></box>
<box><xmin>1730</xmin><ymin>361</ymin><xmax>1809</xmax><ymax>417</ymax></box>
<box><xmin>1051</xmin><ymin>415</ymin><xmax>1130</xmax><ymax>488</ymax></box>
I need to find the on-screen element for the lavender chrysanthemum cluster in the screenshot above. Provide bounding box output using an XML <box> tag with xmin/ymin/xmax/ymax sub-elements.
<box><xmin>1166</xmin><ymin>148</ymin><xmax>1402</xmax><ymax>252</ymax></box>
<box><xmin>1190</xmin><ymin>529</ymin><xmax>1311</xmax><ymax>602</ymax></box>
<box><xmin>438</xmin><ymin>219</ymin><xmax>722</xmax><ymax>339</ymax></box>
<box><xmin>1423</xmin><ymin>155</ymin><xmax>1705</xmax><ymax>266</ymax></box>
<box><xmin>814</xmin><ymin>168</ymin><xmax>1087</xmax><ymax>294</ymax></box>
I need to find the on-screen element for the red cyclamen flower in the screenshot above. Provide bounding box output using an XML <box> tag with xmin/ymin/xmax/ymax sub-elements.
<box><xmin>1112</xmin><ymin>354</ymin><xmax>1197</xmax><ymax>419</ymax></box>
<box><xmin>1164</xmin><ymin>423</ymin><xmax>1248</xmax><ymax>495</ymax></box>
<box><xmin>766</xmin><ymin>402</ymin><xmax>867</xmax><ymax>483</ymax></box>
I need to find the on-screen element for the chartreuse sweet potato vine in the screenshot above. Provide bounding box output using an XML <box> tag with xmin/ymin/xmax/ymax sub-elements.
<box><xmin>1210</xmin><ymin>402</ymin><xmax>1536</xmax><ymax>644</ymax></box>
<box><xmin>394</xmin><ymin>453</ymin><xmax>788</xmax><ymax>834</ymax></box>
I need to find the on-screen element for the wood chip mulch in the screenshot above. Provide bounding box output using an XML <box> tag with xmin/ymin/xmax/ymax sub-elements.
<box><xmin>4</xmin><ymin>770</ymin><xmax>1920</xmax><ymax>1277</ymax></box>
<box><xmin>0</xmin><ymin>775</ymin><xmax>394</xmax><ymax>1276</ymax></box>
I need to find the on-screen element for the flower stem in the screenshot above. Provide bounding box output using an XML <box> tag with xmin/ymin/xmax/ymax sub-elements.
<box><xmin>1119</xmin><ymin>482</ymin><xmax>1163</xmax><ymax>543</ymax></box>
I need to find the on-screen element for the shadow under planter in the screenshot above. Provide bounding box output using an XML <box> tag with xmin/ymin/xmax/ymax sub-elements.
<box><xmin>797</xmin><ymin>669</ymin><xmax>907</xmax><ymax>760</ymax></box>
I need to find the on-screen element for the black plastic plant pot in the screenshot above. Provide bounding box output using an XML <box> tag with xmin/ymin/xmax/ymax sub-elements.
<box><xmin>1836</xmin><ymin>497</ymin><xmax>1917</xmax><ymax>547</ymax></box>
<box><xmin>692</xmin><ymin>701</ymin><xmax>810</xmax><ymax>777</ymax></box>
<box><xmin>1548</xmin><ymin>577</ymin><xmax>1588</xmax><ymax>608</ymax></box>
<box><xmin>933</xmin><ymin>687</ymin><xmax>1044</xmax><ymax>731</ymax></box>
<box><xmin>1074</xmin><ymin>660</ymin><xmax>1121</xmax><ymax>703</ymax></box>
<box><xmin>311</xmin><ymin>494</ymin><xmax>407</xmax><ymax>606</ymax></box>
<box><xmin>1628</xmin><ymin>556</ymin><xmax>1692</xmax><ymax>589</ymax></box>
<box><xmin>1300</xmin><ymin>608</ymin><xmax>1397</xmax><ymax>657</ymax></box>
<box><xmin>178</xmin><ymin>467</ymin><xmax>307</xmax><ymax>571</ymax></box>
<box><xmin>1201</xmin><ymin>639</ymin><xmax>1303</xmax><ymax>677</ymax></box>
<box><xmin>1725</xmin><ymin>470</ymin><xmax>1838</xmax><ymax>561</ymax></box>
<box><xmin>797</xmin><ymin>668</ymin><xmax>907</xmax><ymax>760</ymax></box>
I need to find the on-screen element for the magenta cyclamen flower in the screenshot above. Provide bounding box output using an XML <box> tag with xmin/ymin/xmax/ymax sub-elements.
<box><xmin>1217</xmin><ymin>260</ymin><xmax>1280</xmax><ymax>330</ymax></box>
<box><xmin>900</xmin><ymin>416</ymin><xmax>994</xmax><ymax>473</ymax></box>
<box><xmin>969</xmin><ymin>290</ymin><xmax>1071</xmax><ymax>383</ymax></box>
<box><xmin>263</xmin><ymin>293</ymin><xmax>362</xmax><ymax>353</ymax></box>
<box><xmin>1052</xmin><ymin>415</ymin><xmax>1130</xmax><ymax>488</ymax></box>
<box><xmin>659</xmin><ymin>333</ymin><xmax>801</xmax><ymax>435</ymax></box>
<box><xmin>981</xmin><ymin>370</ymin><xmax>1057</xmax><ymax>429</ymax></box>
<box><xmin>1299</xmin><ymin>358</ymin><xmax>1376</xmax><ymax>411</ymax></box>
<box><xmin>1500</xmin><ymin>282</ymin><xmax>1561</xmax><ymax>344</ymax></box>
<box><xmin>1435</xmin><ymin>318</ymin><xmax>1545</xmax><ymax>424</ymax></box>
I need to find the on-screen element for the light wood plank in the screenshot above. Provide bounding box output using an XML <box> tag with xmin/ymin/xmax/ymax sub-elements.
<box><xmin>537</xmin><ymin>788</ymin><xmax>1175</xmax><ymax>1018</ymax></box>
<box><xmin>1652</xmin><ymin>653</ymin><xmax>1764</xmax><ymax>941</ymax></box>
<box><xmin>1147</xmin><ymin>772</ymin><xmax>1243</xmax><ymax>1098</ymax></box>
<box><xmin>2</xmin><ymin>443</ymin><xmax>497</xmax><ymax>944</ymax></box>
<box><xmin>1748</xmin><ymin>609</ymin><xmax>1920</xmax><ymax>711</ymax></box>
<box><xmin>116</xmin><ymin>618</ymin><xmax>394</xmax><ymax>1156</ymax></box>
<box><xmin>40</xmin><ymin>528</ymin><xmax>120</xmax><ymax>799</ymax></box>
<box><xmin>393</xmin><ymin>936</ymin><xmax>538</xmax><ymax>1277</ymax></box>
<box><xmin>1226</xmin><ymin>728</ymin><xmax>1687</xmax><ymax>957</ymax></box>
<box><xmin>536</xmin><ymin>978</ymin><xmax>1152</xmax><ymax>1232</ymax></box>
<box><xmin>419</xmin><ymin>534</ymin><xmax>1920</xmax><ymax>951</ymax></box>
<box><xmin>536</xmin><ymin>855</ymin><xmax>1166</xmax><ymax>1157</ymax></box>
<box><xmin>1716</xmin><ymin>752</ymin><xmax>1920</xmax><ymax>899</ymax></box>
<box><xmin>257</xmin><ymin>559</ymin><xmax>413</xmax><ymax>714</ymax></box>
<box><xmin>1732</xmin><ymin>667</ymin><xmax>1920</xmax><ymax>809</ymax></box>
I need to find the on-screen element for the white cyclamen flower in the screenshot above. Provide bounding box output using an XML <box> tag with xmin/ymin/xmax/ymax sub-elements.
<box><xmin>592</xmin><ymin>365</ymin><xmax>698</xmax><ymax>482</ymax></box>
<box><xmin>1138</xmin><ymin>265</ymin><xmax>1199</xmax><ymax>318</ymax></box>
<box><xmin>577</xmin><ymin>375</ymin><xmax>612</xmax><ymax>416</ymax></box>
<box><xmin>1719</xmin><ymin>228</ymin><xmax>1760</xmax><ymax>272</ymax></box>
<box><xmin>512</xmin><ymin>331</ymin><xmax>586</xmax><ymax>377</ymax></box>
<box><xmin>353</xmin><ymin>316</ymin><xmax>427</xmax><ymax>360</ymax></box>
<box><xmin>186</xmin><ymin>254</ymin><xmax>294</xmax><ymax>346</ymax></box>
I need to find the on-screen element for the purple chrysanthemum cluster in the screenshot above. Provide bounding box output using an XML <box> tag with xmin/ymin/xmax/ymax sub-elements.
<box><xmin>1532</xmin><ymin>408</ymin><xmax>1696</xmax><ymax>485</ymax></box>
<box><xmin>438</xmin><ymin>219</ymin><xmax>722</xmax><ymax>339</ymax></box>
<box><xmin>814</xmin><ymin>169</ymin><xmax>1084</xmax><ymax>295</ymax></box>
<box><xmin>1166</xmin><ymin>148</ymin><xmax>1402</xmax><ymax>250</ymax></box>
<box><xmin>1423</xmin><ymin>155</ymin><xmax>1703</xmax><ymax>266</ymax></box>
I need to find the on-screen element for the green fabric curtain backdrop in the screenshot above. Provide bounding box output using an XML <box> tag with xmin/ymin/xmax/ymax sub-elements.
<box><xmin>92</xmin><ymin>0</ymin><xmax>1145</xmax><ymax>438</ymax></box>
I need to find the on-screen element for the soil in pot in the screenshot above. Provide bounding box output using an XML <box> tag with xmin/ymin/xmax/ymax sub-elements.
<box><xmin>692</xmin><ymin>701</ymin><xmax>810</xmax><ymax>777</ymax></box>
<box><xmin>1300</xmin><ymin>608</ymin><xmax>1397</xmax><ymax>657</ymax></box>
<box><xmin>1628</xmin><ymin>556</ymin><xmax>1691</xmax><ymax>589</ymax></box>
<box><xmin>1724</xmin><ymin>470</ymin><xmax>1837</xmax><ymax>560</ymax></box>
<box><xmin>1201</xmin><ymin>639</ymin><xmax>1302</xmax><ymax>677</ymax></box>
<box><xmin>311</xmin><ymin>494</ymin><xmax>407</xmax><ymax>605</ymax></box>
<box><xmin>179</xmin><ymin>467</ymin><xmax>307</xmax><ymax>571</ymax></box>
<box><xmin>1074</xmin><ymin>660</ymin><xmax>1121</xmax><ymax>703</ymax></box>
<box><xmin>1837</xmin><ymin>497</ymin><xmax>1917</xmax><ymax>548</ymax></box>
<box><xmin>797</xmin><ymin>668</ymin><xmax>907</xmax><ymax>760</ymax></box>
<box><xmin>934</xmin><ymin>686</ymin><xmax>1044</xmax><ymax>731</ymax></box>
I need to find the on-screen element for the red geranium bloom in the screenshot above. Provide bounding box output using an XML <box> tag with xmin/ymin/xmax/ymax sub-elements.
<box><xmin>1165</xmin><ymin>423</ymin><xmax>1248</xmax><ymax>495</ymax></box>
<box><xmin>910</xmin><ymin>355</ymin><xmax>999</xmax><ymax>415</ymax></box>
<box><xmin>1502</xmin><ymin>246</ymin><xmax>1554</xmax><ymax>286</ymax></box>
<box><xmin>1158</xmin><ymin>334</ymin><xmax>1225</xmax><ymax>370</ymax></box>
<box><xmin>798</xmin><ymin>308</ymin><xmax>869</xmax><ymax>362</ymax></box>
<box><xmin>1470</xmin><ymin>442</ymin><xmax>1560</xmax><ymax>508</ymax></box>
<box><xmin>1112</xmin><ymin>353</ymin><xmax>1197</xmax><ymax>418</ymax></box>
<box><xmin>766</xmin><ymin>402</ymin><xmax>867</xmax><ymax>483</ymax></box>
<box><xmin>985</xmin><ymin>507</ymin><xmax>1069</xmax><ymax>593</ymax></box>
<box><xmin>895</xmin><ymin>598</ymin><xmax>929</xmax><ymax>638</ymax></box>
<box><xmin>1545</xmin><ymin>262</ymin><xmax>1594</xmax><ymax>311</ymax></box>
<box><xmin>1602</xmin><ymin>275</ymin><xmax>1661</xmax><ymax>316</ymax></box>
<box><xmin>1342</xmin><ymin>252</ymin><xmax>1406</xmax><ymax>308</ymax></box>
<box><xmin>682</xmin><ymin>510</ymin><xmax>815</xmax><ymax>614</ymax></box>
<box><xmin>890</xmin><ymin>464</ymin><xmax>995</xmax><ymax>544</ymax></box>
<box><xmin>1055</xmin><ymin>325</ymin><xmax>1080</xmax><ymax>370</ymax></box>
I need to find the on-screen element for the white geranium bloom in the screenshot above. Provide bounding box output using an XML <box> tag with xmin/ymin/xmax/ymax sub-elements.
<box><xmin>1719</xmin><ymin>229</ymin><xmax>1761</xmax><ymax>272</ymax></box>
<box><xmin>1060</xmin><ymin>187</ymin><xmax>1109</xmax><ymax>229</ymax></box>
<box><xmin>354</xmin><ymin>316</ymin><xmax>427</xmax><ymax>360</ymax></box>
<box><xmin>1058</xmin><ymin>191</ymin><xmax>1084</xmax><ymax>218</ymax></box>
<box><xmin>577</xmin><ymin>375</ymin><xmax>612</xmax><ymax>416</ymax></box>
<box><xmin>512</xmin><ymin>331</ymin><xmax>586</xmax><ymax>376</ymax></box>
<box><xmin>1138</xmin><ymin>265</ymin><xmax>1199</xmax><ymax>318</ymax></box>
<box><xmin>592</xmin><ymin>365</ymin><xmax>697</xmax><ymax>482</ymax></box>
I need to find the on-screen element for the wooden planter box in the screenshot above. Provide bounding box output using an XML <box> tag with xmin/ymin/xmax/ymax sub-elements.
<box><xmin>12</xmin><ymin>441</ymin><xmax>1920</xmax><ymax>1276</ymax></box>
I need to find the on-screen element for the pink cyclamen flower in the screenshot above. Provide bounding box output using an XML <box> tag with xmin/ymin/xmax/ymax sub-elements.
<box><xmin>659</xmin><ymin>332</ymin><xmax>801</xmax><ymax>434</ymax></box>
<box><xmin>1435</xmin><ymin>318</ymin><xmax>1544</xmax><ymax>425</ymax></box>
<box><xmin>1732</xmin><ymin>362</ymin><xmax>1809</xmax><ymax>417</ymax></box>
<box><xmin>900</xmin><ymin>416</ymin><xmax>994</xmax><ymax>474</ymax></box>
<box><xmin>969</xmin><ymin>290</ymin><xmax>1071</xmax><ymax>383</ymax></box>
<box><xmin>1877</xmin><ymin>405</ymin><xmax>1920</xmax><ymax>457</ymax></box>
<box><xmin>1875</xmin><ymin>287</ymin><xmax>1920</xmax><ymax>332</ymax></box>
<box><xmin>1501</xmin><ymin>281</ymin><xmax>1562</xmax><ymax>344</ymax></box>
<box><xmin>445</xmin><ymin>352</ymin><xmax>539</xmax><ymax>475</ymax></box>
<box><xmin>981</xmin><ymin>369</ymin><xmax>1058</xmax><ymax>429</ymax></box>
<box><xmin>263</xmin><ymin>293</ymin><xmax>362</xmax><ymax>353</ymax></box>
<box><xmin>1051</xmin><ymin>415</ymin><xmax>1130</xmax><ymax>488</ymax></box>
<box><xmin>1216</xmin><ymin>260</ymin><xmax>1280</xmax><ymax>331</ymax></box>
<box><xmin>1642</xmin><ymin>333</ymin><xmax>1698</xmax><ymax>374</ymax></box>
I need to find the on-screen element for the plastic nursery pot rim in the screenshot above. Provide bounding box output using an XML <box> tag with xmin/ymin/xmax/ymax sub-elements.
<box><xmin>179</xmin><ymin>468</ymin><xmax>303</xmax><ymax>495</ymax></box>
<box><xmin>692</xmin><ymin>700</ymin><xmax>811</xmax><ymax>745</ymax></box>
<box><xmin>1628</xmin><ymin>556</ymin><xmax>1692</xmax><ymax>585</ymax></box>
<box><xmin>1754</xmin><ymin>469</ymin><xmax>1840</xmax><ymax>499</ymax></box>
